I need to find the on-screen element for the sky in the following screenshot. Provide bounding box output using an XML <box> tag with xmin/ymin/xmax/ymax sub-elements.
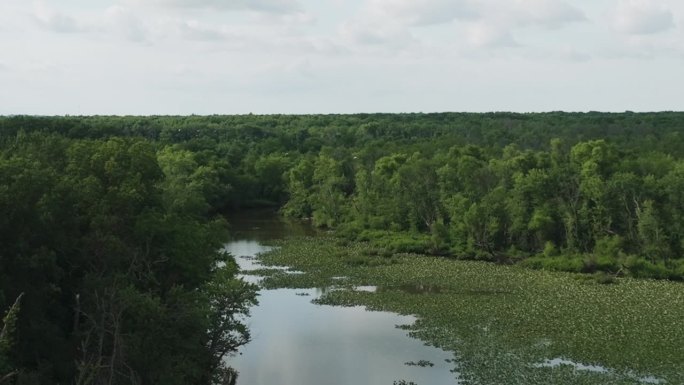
<box><xmin>0</xmin><ymin>0</ymin><xmax>682</xmax><ymax>115</ymax></box>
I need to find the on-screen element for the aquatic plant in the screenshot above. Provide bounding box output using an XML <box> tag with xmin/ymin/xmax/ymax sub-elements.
<box><xmin>405</xmin><ymin>360</ymin><xmax>434</xmax><ymax>367</ymax></box>
<box><xmin>255</xmin><ymin>236</ymin><xmax>684</xmax><ymax>385</ymax></box>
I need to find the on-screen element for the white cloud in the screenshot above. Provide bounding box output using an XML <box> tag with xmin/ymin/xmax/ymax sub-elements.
<box><xmin>173</xmin><ymin>19</ymin><xmax>227</xmax><ymax>41</ymax></box>
<box><xmin>462</xmin><ymin>0</ymin><xmax>585</xmax><ymax>48</ymax></box>
<box><xmin>3</xmin><ymin>0</ymin><xmax>684</xmax><ymax>114</ymax></box>
<box><xmin>31</xmin><ymin>3</ymin><xmax>151</xmax><ymax>42</ymax></box>
<box><xmin>466</xmin><ymin>22</ymin><xmax>518</xmax><ymax>48</ymax></box>
<box><xmin>131</xmin><ymin>0</ymin><xmax>302</xmax><ymax>14</ymax></box>
<box><xmin>250</xmin><ymin>10</ymin><xmax>317</xmax><ymax>26</ymax></box>
<box><xmin>364</xmin><ymin>0</ymin><xmax>478</xmax><ymax>26</ymax></box>
<box><xmin>339</xmin><ymin>19</ymin><xmax>416</xmax><ymax>50</ymax></box>
<box><xmin>508</xmin><ymin>0</ymin><xmax>586</xmax><ymax>28</ymax></box>
<box><xmin>105</xmin><ymin>6</ymin><xmax>149</xmax><ymax>42</ymax></box>
<box><xmin>612</xmin><ymin>0</ymin><xmax>675</xmax><ymax>35</ymax></box>
<box><xmin>33</xmin><ymin>2</ymin><xmax>88</xmax><ymax>33</ymax></box>
<box><xmin>343</xmin><ymin>0</ymin><xmax>585</xmax><ymax>51</ymax></box>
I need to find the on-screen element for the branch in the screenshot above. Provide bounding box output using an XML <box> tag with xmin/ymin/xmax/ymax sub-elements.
<box><xmin>1</xmin><ymin>293</ymin><xmax>24</xmax><ymax>341</ymax></box>
<box><xmin>0</xmin><ymin>371</ymin><xmax>18</xmax><ymax>384</ymax></box>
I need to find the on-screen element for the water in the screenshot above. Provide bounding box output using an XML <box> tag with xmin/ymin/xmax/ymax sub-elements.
<box><xmin>226</xmin><ymin>208</ymin><xmax>316</xmax><ymax>242</ymax></box>
<box><xmin>223</xmin><ymin>210</ymin><xmax>458</xmax><ymax>385</ymax></box>
<box><xmin>532</xmin><ymin>358</ymin><xmax>609</xmax><ymax>373</ymax></box>
<box><xmin>532</xmin><ymin>358</ymin><xmax>665</xmax><ymax>384</ymax></box>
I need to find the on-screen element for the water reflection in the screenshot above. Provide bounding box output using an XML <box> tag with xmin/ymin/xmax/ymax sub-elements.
<box><xmin>532</xmin><ymin>358</ymin><xmax>665</xmax><ymax>384</ymax></box>
<box><xmin>225</xmin><ymin>208</ymin><xmax>316</xmax><ymax>242</ymax></box>
<box><xmin>228</xmin><ymin>284</ymin><xmax>456</xmax><ymax>385</ymax></box>
<box><xmin>223</xmin><ymin>240</ymin><xmax>273</xmax><ymax>270</ymax></box>
<box><xmin>223</xmin><ymin>211</ymin><xmax>458</xmax><ymax>385</ymax></box>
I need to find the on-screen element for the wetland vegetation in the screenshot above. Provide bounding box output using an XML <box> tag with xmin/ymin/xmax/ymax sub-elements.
<box><xmin>2</xmin><ymin>113</ymin><xmax>684</xmax><ymax>384</ymax></box>
<box><xmin>255</xmin><ymin>236</ymin><xmax>684</xmax><ymax>385</ymax></box>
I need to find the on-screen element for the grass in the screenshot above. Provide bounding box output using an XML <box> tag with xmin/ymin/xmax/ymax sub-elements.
<box><xmin>256</xmin><ymin>236</ymin><xmax>684</xmax><ymax>385</ymax></box>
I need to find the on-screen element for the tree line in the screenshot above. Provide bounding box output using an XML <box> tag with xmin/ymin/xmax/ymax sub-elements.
<box><xmin>285</xmin><ymin>139</ymin><xmax>684</xmax><ymax>279</ymax></box>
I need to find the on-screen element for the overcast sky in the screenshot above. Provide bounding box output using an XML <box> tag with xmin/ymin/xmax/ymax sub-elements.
<box><xmin>0</xmin><ymin>0</ymin><xmax>682</xmax><ymax>115</ymax></box>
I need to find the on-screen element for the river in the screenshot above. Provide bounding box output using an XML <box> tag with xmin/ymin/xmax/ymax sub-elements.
<box><xmin>223</xmin><ymin>210</ymin><xmax>458</xmax><ymax>385</ymax></box>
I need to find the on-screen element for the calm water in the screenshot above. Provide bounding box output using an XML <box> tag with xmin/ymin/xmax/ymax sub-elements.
<box><xmin>223</xmin><ymin>210</ymin><xmax>458</xmax><ymax>385</ymax></box>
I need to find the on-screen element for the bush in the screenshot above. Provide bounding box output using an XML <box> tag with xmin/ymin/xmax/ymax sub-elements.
<box><xmin>543</xmin><ymin>241</ymin><xmax>559</xmax><ymax>257</ymax></box>
<box><xmin>335</xmin><ymin>222</ymin><xmax>364</xmax><ymax>241</ymax></box>
<box><xmin>672</xmin><ymin>259</ymin><xmax>684</xmax><ymax>281</ymax></box>
<box><xmin>356</xmin><ymin>230</ymin><xmax>433</xmax><ymax>254</ymax></box>
<box><xmin>624</xmin><ymin>256</ymin><xmax>671</xmax><ymax>279</ymax></box>
<box><xmin>361</xmin><ymin>248</ymin><xmax>393</xmax><ymax>258</ymax></box>
<box><xmin>582</xmin><ymin>254</ymin><xmax>620</xmax><ymax>273</ymax></box>
<box><xmin>521</xmin><ymin>255</ymin><xmax>585</xmax><ymax>273</ymax></box>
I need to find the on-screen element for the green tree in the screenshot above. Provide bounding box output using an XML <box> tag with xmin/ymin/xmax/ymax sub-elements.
<box><xmin>310</xmin><ymin>155</ymin><xmax>347</xmax><ymax>227</ymax></box>
<box><xmin>282</xmin><ymin>157</ymin><xmax>315</xmax><ymax>218</ymax></box>
<box><xmin>637</xmin><ymin>200</ymin><xmax>669</xmax><ymax>262</ymax></box>
<box><xmin>0</xmin><ymin>293</ymin><xmax>23</xmax><ymax>383</ymax></box>
<box><xmin>396</xmin><ymin>154</ymin><xmax>442</xmax><ymax>231</ymax></box>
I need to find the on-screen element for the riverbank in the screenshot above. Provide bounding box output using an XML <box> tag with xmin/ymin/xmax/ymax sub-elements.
<box><xmin>254</xmin><ymin>236</ymin><xmax>684</xmax><ymax>385</ymax></box>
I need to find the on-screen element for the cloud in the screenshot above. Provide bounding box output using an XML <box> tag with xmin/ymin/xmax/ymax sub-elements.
<box><xmin>31</xmin><ymin>3</ymin><xmax>150</xmax><ymax>42</ymax></box>
<box><xmin>173</xmin><ymin>20</ymin><xmax>227</xmax><ymax>41</ymax></box>
<box><xmin>5</xmin><ymin>0</ymin><xmax>684</xmax><ymax>115</ymax></box>
<box><xmin>134</xmin><ymin>0</ymin><xmax>301</xmax><ymax>14</ymax></box>
<box><xmin>339</xmin><ymin>20</ymin><xmax>416</xmax><ymax>50</ymax></box>
<box><xmin>250</xmin><ymin>10</ymin><xmax>317</xmax><ymax>26</ymax></box>
<box><xmin>508</xmin><ymin>0</ymin><xmax>586</xmax><ymax>29</ymax></box>
<box><xmin>357</xmin><ymin>0</ymin><xmax>584</xmax><ymax>29</ymax></box>
<box><xmin>612</xmin><ymin>0</ymin><xmax>675</xmax><ymax>35</ymax></box>
<box><xmin>365</xmin><ymin>0</ymin><xmax>478</xmax><ymax>26</ymax></box>
<box><xmin>461</xmin><ymin>0</ymin><xmax>585</xmax><ymax>48</ymax></box>
<box><xmin>338</xmin><ymin>0</ymin><xmax>475</xmax><ymax>52</ymax></box>
<box><xmin>466</xmin><ymin>22</ymin><xmax>518</xmax><ymax>48</ymax></box>
<box><xmin>105</xmin><ymin>6</ymin><xmax>149</xmax><ymax>42</ymax></box>
<box><xmin>28</xmin><ymin>1</ymin><xmax>327</xmax><ymax>54</ymax></box>
<box><xmin>343</xmin><ymin>0</ymin><xmax>585</xmax><ymax>51</ymax></box>
<box><xmin>33</xmin><ymin>2</ymin><xmax>88</xmax><ymax>33</ymax></box>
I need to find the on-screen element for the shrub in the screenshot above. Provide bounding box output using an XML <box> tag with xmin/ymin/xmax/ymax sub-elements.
<box><xmin>521</xmin><ymin>255</ymin><xmax>585</xmax><ymax>273</ymax></box>
<box><xmin>624</xmin><ymin>256</ymin><xmax>670</xmax><ymax>279</ymax></box>
<box><xmin>582</xmin><ymin>254</ymin><xmax>620</xmax><ymax>273</ymax></box>
<box><xmin>543</xmin><ymin>241</ymin><xmax>559</xmax><ymax>257</ymax></box>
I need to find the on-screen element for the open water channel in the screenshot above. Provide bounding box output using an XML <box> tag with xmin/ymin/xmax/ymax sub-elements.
<box><xmin>223</xmin><ymin>210</ymin><xmax>458</xmax><ymax>385</ymax></box>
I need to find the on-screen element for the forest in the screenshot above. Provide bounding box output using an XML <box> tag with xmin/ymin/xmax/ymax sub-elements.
<box><xmin>1</xmin><ymin>112</ymin><xmax>684</xmax><ymax>384</ymax></box>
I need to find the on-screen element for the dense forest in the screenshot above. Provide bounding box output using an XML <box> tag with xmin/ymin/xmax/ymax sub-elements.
<box><xmin>2</xmin><ymin>112</ymin><xmax>684</xmax><ymax>384</ymax></box>
<box><xmin>0</xmin><ymin>129</ymin><xmax>257</xmax><ymax>384</ymax></box>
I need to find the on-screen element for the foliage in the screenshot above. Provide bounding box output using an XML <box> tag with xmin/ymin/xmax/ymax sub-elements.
<box><xmin>0</xmin><ymin>133</ymin><xmax>256</xmax><ymax>384</ymax></box>
<box><xmin>0</xmin><ymin>293</ymin><xmax>23</xmax><ymax>382</ymax></box>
